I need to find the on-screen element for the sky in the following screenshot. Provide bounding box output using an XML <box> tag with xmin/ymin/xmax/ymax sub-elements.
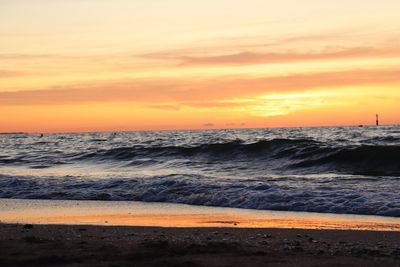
<box><xmin>1</xmin><ymin>0</ymin><xmax>400</xmax><ymax>132</ymax></box>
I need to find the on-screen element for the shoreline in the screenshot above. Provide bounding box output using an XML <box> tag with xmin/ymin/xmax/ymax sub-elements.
<box><xmin>1</xmin><ymin>199</ymin><xmax>400</xmax><ymax>266</ymax></box>
<box><xmin>1</xmin><ymin>198</ymin><xmax>399</xmax><ymax>231</ymax></box>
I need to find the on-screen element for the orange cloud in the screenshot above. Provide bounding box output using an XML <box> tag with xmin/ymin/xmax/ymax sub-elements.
<box><xmin>146</xmin><ymin>104</ymin><xmax>181</xmax><ymax>111</ymax></box>
<box><xmin>0</xmin><ymin>54</ymin><xmax>57</xmax><ymax>60</ymax></box>
<box><xmin>0</xmin><ymin>70</ymin><xmax>24</xmax><ymax>78</ymax></box>
<box><xmin>1</xmin><ymin>67</ymin><xmax>400</xmax><ymax>106</ymax></box>
<box><xmin>164</xmin><ymin>47</ymin><xmax>400</xmax><ymax>66</ymax></box>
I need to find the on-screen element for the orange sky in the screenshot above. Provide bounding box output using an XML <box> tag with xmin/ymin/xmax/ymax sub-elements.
<box><xmin>1</xmin><ymin>0</ymin><xmax>400</xmax><ymax>132</ymax></box>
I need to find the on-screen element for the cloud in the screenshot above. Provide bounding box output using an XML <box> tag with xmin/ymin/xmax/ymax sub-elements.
<box><xmin>177</xmin><ymin>47</ymin><xmax>400</xmax><ymax>66</ymax></box>
<box><xmin>180</xmin><ymin>101</ymin><xmax>253</xmax><ymax>109</ymax></box>
<box><xmin>146</xmin><ymin>104</ymin><xmax>181</xmax><ymax>111</ymax></box>
<box><xmin>203</xmin><ymin>123</ymin><xmax>214</xmax><ymax>127</ymax></box>
<box><xmin>1</xmin><ymin>67</ymin><xmax>400</xmax><ymax>106</ymax></box>
<box><xmin>139</xmin><ymin>32</ymin><xmax>342</xmax><ymax>61</ymax></box>
<box><xmin>0</xmin><ymin>70</ymin><xmax>24</xmax><ymax>78</ymax></box>
<box><xmin>0</xmin><ymin>54</ymin><xmax>57</xmax><ymax>60</ymax></box>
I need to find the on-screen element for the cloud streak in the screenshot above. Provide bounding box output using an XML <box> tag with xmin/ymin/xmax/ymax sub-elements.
<box><xmin>0</xmin><ymin>54</ymin><xmax>57</xmax><ymax>60</ymax></box>
<box><xmin>1</xmin><ymin>67</ymin><xmax>400</xmax><ymax>106</ymax></box>
<box><xmin>0</xmin><ymin>70</ymin><xmax>25</xmax><ymax>78</ymax></box>
<box><xmin>177</xmin><ymin>47</ymin><xmax>400</xmax><ymax>66</ymax></box>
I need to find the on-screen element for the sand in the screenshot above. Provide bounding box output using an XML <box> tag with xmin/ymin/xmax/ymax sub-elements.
<box><xmin>0</xmin><ymin>199</ymin><xmax>399</xmax><ymax>266</ymax></box>
<box><xmin>1</xmin><ymin>224</ymin><xmax>400</xmax><ymax>266</ymax></box>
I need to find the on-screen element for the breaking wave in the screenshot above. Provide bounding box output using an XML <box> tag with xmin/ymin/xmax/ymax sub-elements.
<box><xmin>2</xmin><ymin>138</ymin><xmax>399</xmax><ymax>176</ymax></box>
<box><xmin>0</xmin><ymin>174</ymin><xmax>399</xmax><ymax>217</ymax></box>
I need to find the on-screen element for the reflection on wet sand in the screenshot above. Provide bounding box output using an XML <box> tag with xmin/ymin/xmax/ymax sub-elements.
<box><xmin>1</xmin><ymin>199</ymin><xmax>399</xmax><ymax>231</ymax></box>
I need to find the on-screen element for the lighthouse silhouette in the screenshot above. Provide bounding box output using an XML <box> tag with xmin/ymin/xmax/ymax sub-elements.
<box><xmin>376</xmin><ymin>114</ymin><xmax>379</xmax><ymax>126</ymax></box>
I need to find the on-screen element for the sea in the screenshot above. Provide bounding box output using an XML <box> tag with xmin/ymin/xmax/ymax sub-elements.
<box><xmin>0</xmin><ymin>126</ymin><xmax>399</xmax><ymax>217</ymax></box>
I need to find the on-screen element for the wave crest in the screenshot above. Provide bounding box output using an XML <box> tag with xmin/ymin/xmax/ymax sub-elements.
<box><xmin>75</xmin><ymin>139</ymin><xmax>400</xmax><ymax>176</ymax></box>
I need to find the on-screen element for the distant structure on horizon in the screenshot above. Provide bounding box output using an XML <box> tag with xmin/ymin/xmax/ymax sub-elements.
<box><xmin>376</xmin><ymin>114</ymin><xmax>379</xmax><ymax>126</ymax></box>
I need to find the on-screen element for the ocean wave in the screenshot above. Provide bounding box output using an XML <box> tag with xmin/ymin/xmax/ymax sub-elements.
<box><xmin>1</xmin><ymin>138</ymin><xmax>400</xmax><ymax>176</ymax></box>
<box><xmin>293</xmin><ymin>145</ymin><xmax>400</xmax><ymax>176</ymax></box>
<box><xmin>76</xmin><ymin>138</ymin><xmax>319</xmax><ymax>160</ymax></box>
<box><xmin>1</xmin><ymin>127</ymin><xmax>399</xmax><ymax>218</ymax></box>
<box><xmin>70</xmin><ymin>139</ymin><xmax>400</xmax><ymax>176</ymax></box>
<box><xmin>0</xmin><ymin>174</ymin><xmax>399</xmax><ymax>217</ymax></box>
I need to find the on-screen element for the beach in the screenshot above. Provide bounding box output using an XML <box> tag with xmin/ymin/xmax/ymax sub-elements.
<box><xmin>1</xmin><ymin>128</ymin><xmax>400</xmax><ymax>266</ymax></box>
<box><xmin>1</xmin><ymin>199</ymin><xmax>400</xmax><ymax>266</ymax></box>
<box><xmin>2</xmin><ymin>0</ymin><xmax>400</xmax><ymax>265</ymax></box>
<box><xmin>2</xmin><ymin>224</ymin><xmax>400</xmax><ymax>267</ymax></box>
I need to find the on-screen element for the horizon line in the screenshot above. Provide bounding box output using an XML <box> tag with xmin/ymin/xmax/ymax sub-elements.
<box><xmin>1</xmin><ymin>123</ymin><xmax>397</xmax><ymax>135</ymax></box>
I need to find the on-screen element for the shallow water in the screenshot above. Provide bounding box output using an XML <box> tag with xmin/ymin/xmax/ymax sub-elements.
<box><xmin>0</xmin><ymin>126</ymin><xmax>399</xmax><ymax>217</ymax></box>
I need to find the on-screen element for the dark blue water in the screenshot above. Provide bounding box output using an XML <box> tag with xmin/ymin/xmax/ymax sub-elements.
<box><xmin>1</xmin><ymin>126</ymin><xmax>399</xmax><ymax>217</ymax></box>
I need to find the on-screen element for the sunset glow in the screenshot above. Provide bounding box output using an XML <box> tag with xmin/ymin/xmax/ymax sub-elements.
<box><xmin>1</xmin><ymin>0</ymin><xmax>400</xmax><ymax>132</ymax></box>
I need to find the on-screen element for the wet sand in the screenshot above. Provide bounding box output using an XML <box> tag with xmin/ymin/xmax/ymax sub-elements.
<box><xmin>1</xmin><ymin>224</ymin><xmax>400</xmax><ymax>266</ymax></box>
<box><xmin>1</xmin><ymin>199</ymin><xmax>399</xmax><ymax>231</ymax></box>
<box><xmin>0</xmin><ymin>199</ymin><xmax>399</xmax><ymax>266</ymax></box>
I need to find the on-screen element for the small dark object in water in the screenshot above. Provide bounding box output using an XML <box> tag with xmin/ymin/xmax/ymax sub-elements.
<box><xmin>23</xmin><ymin>224</ymin><xmax>33</xmax><ymax>230</ymax></box>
